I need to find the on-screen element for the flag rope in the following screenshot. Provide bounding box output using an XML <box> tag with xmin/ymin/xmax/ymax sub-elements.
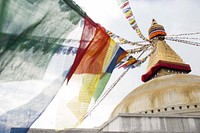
<box><xmin>107</xmin><ymin>28</ymin><xmax>200</xmax><ymax>47</ymax></box>
<box><xmin>165</xmin><ymin>37</ymin><xmax>200</xmax><ymax>47</ymax></box>
<box><xmin>167</xmin><ymin>32</ymin><xmax>200</xmax><ymax>37</ymax></box>
<box><xmin>166</xmin><ymin>37</ymin><xmax>200</xmax><ymax>40</ymax></box>
<box><xmin>107</xmin><ymin>30</ymin><xmax>148</xmax><ymax>46</ymax></box>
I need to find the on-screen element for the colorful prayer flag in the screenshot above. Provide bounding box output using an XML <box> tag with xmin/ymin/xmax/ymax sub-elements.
<box><xmin>0</xmin><ymin>0</ymin><xmax>84</xmax><ymax>132</ymax></box>
<box><xmin>56</xmin><ymin>17</ymin><xmax>127</xmax><ymax>129</ymax></box>
<box><xmin>116</xmin><ymin>0</ymin><xmax>148</xmax><ymax>41</ymax></box>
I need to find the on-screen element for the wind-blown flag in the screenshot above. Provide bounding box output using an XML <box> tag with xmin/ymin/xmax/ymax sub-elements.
<box><xmin>118</xmin><ymin>56</ymin><xmax>137</xmax><ymax>69</ymax></box>
<box><xmin>0</xmin><ymin>0</ymin><xmax>86</xmax><ymax>132</ymax></box>
<box><xmin>0</xmin><ymin>0</ymin><xmax>127</xmax><ymax>132</ymax></box>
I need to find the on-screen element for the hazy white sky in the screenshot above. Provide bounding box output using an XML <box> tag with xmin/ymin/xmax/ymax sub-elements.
<box><xmin>32</xmin><ymin>0</ymin><xmax>200</xmax><ymax>129</ymax></box>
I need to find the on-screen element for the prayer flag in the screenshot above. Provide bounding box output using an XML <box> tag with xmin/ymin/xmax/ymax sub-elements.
<box><xmin>0</xmin><ymin>0</ymin><xmax>84</xmax><ymax>132</ymax></box>
<box><xmin>56</xmin><ymin>17</ymin><xmax>127</xmax><ymax>129</ymax></box>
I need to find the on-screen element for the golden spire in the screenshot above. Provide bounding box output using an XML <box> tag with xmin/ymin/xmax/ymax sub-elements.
<box><xmin>147</xmin><ymin>40</ymin><xmax>184</xmax><ymax>71</ymax></box>
<box><xmin>142</xmin><ymin>19</ymin><xmax>191</xmax><ymax>82</ymax></box>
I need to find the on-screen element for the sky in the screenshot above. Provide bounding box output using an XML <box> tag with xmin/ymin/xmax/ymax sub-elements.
<box><xmin>31</xmin><ymin>0</ymin><xmax>200</xmax><ymax>129</ymax></box>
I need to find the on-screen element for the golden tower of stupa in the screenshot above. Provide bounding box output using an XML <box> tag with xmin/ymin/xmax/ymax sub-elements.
<box><xmin>142</xmin><ymin>19</ymin><xmax>191</xmax><ymax>82</ymax></box>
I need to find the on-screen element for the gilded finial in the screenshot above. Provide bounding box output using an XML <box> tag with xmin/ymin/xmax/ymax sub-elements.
<box><xmin>148</xmin><ymin>19</ymin><xmax>167</xmax><ymax>40</ymax></box>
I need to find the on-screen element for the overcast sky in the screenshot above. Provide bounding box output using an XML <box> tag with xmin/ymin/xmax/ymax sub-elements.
<box><xmin>32</xmin><ymin>0</ymin><xmax>200</xmax><ymax>129</ymax></box>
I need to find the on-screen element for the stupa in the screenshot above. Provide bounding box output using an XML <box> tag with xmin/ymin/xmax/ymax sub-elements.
<box><xmin>99</xmin><ymin>19</ymin><xmax>200</xmax><ymax>132</ymax></box>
